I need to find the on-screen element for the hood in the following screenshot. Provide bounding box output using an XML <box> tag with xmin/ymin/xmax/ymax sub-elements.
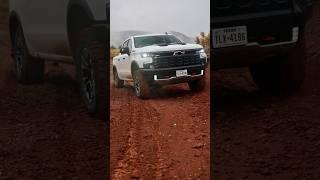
<box><xmin>134</xmin><ymin>43</ymin><xmax>203</xmax><ymax>53</ymax></box>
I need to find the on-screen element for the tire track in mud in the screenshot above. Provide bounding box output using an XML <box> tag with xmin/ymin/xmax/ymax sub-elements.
<box><xmin>111</xmin><ymin>69</ymin><xmax>210</xmax><ymax>179</ymax></box>
<box><xmin>137</xmin><ymin>99</ymin><xmax>171</xmax><ymax>180</ymax></box>
<box><xmin>148</xmin><ymin>87</ymin><xmax>210</xmax><ymax>179</ymax></box>
<box><xmin>112</xmin><ymin>90</ymin><xmax>141</xmax><ymax>179</ymax></box>
<box><xmin>111</xmin><ymin>86</ymin><xmax>166</xmax><ymax>179</ymax></box>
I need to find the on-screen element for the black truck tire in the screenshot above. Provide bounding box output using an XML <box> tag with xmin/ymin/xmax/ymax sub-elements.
<box><xmin>188</xmin><ymin>77</ymin><xmax>206</xmax><ymax>92</ymax></box>
<box><xmin>13</xmin><ymin>25</ymin><xmax>44</xmax><ymax>84</ymax></box>
<box><xmin>113</xmin><ymin>67</ymin><xmax>124</xmax><ymax>88</ymax></box>
<box><xmin>74</xmin><ymin>27</ymin><xmax>108</xmax><ymax>119</ymax></box>
<box><xmin>133</xmin><ymin>70</ymin><xmax>150</xmax><ymax>99</ymax></box>
<box><xmin>250</xmin><ymin>36</ymin><xmax>306</xmax><ymax>93</ymax></box>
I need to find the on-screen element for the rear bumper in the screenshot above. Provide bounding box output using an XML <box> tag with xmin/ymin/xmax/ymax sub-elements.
<box><xmin>140</xmin><ymin>64</ymin><xmax>207</xmax><ymax>85</ymax></box>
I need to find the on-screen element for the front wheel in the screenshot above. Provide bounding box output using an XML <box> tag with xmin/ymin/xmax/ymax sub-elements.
<box><xmin>188</xmin><ymin>77</ymin><xmax>206</xmax><ymax>92</ymax></box>
<box><xmin>133</xmin><ymin>70</ymin><xmax>150</xmax><ymax>99</ymax></box>
<box><xmin>250</xmin><ymin>37</ymin><xmax>306</xmax><ymax>93</ymax></box>
<box><xmin>74</xmin><ymin>27</ymin><xmax>107</xmax><ymax>119</ymax></box>
<box><xmin>13</xmin><ymin>25</ymin><xmax>44</xmax><ymax>84</ymax></box>
<box><xmin>113</xmin><ymin>67</ymin><xmax>124</xmax><ymax>88</ymax></box>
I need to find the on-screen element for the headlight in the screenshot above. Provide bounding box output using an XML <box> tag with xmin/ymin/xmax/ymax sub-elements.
<box><xmin>198</xmin><ymin>49</ymin><xmax>207</xmax><ymax>59</ymax></box>
<box><xmin>142</xmin><ymin>56</ymin><xmax>153</xmax><ymax>69</ymax></box>
<box><xmin>141</xmin><ymin>53</ymin><xmax>152</xmax><ymax>58</ymax></box>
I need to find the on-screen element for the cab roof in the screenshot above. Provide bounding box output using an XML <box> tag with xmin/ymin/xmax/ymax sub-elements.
<box><xmin>122</xmin><ymin>34</ymin><xmax>174</xmax><ymax>44</ymax></box>
<box><xmin>132</xmin><ymin>33</ymin><xmax>173</xmax><ymax>38</ymax></box>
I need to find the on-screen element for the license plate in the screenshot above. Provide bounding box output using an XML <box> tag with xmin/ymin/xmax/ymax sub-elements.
<box><xmin>176</xmin><ymin>69</ymin><xmax>188</xmax><ymax>77</ymax></box>
<box><xmin>213</xmin><ymin>26</ymin><xmax>248</xmax><ymax>48</ymax></box>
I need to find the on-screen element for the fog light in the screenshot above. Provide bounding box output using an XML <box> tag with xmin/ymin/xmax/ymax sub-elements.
<box><xmin>292</xmin><ymin>27</ymin><xmax>299</xmax><ymax>42</ymax></box>
<box><xmin>143</xmin><ymin>63</ymin><xmax>154</xmax><ymax>69</ymax></box>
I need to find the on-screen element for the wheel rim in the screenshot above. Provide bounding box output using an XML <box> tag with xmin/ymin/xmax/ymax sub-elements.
<box><xmin>134</xmin><ymin>76</ymin><xmax>141</xmax><ymax>96</ymax></box>
<box><xmin>80</xmin><ymin>47</ymin><xmax>96</xmax><ymax>106</ymax></box>
<box><xmin>14</xmin><ymin>32</ymin><xmax>24</xmax><ymax>77</ymax></box>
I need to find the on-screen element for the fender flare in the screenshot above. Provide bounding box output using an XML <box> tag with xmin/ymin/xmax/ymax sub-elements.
<box><xmin>67</xmin><ymin>0</ymin><xmax>94</xmax><ymax>23</ymax></box>
<box><xmin>9</xmin><ymin>11</ymin><xmax>22</xmax><ymax>45</ymax></box>
<box><xmin>131</xmin><ymin>61</ymin><xmax>140</xmax><ymax>75</ymax></box>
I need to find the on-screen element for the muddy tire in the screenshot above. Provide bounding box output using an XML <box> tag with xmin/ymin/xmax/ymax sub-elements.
<box><xmin>250</xmin><ymin>37</ymin><xmax>306</xmax><ymax>93</ymax></box>
<box><xmin>188</xmin><ymin>77</ymin><xmax>206</xmax><ymax>92</ymax></box>
<box><xmin>13</xmin><ymin>25</ymin><xmax>44</xmax><ymax>84</ymax></box>
<box><xmin>113</xmin><ymin>67</ymin><xmax>124</xmax><ymax>88</ymax></box>
<box><xmin>133</xmin><ymin>70</ymin><xmax>150</xmax><ymax>99</ymax></box>
<box><xmin>74</xmin><ymin>27</ymin><xmax>107</xmax><ymax>119</ymax></box>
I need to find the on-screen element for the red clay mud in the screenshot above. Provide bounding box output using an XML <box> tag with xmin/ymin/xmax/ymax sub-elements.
<box><xmin>110</xmin><ymin>68</ymin><xmax>210</xmax><ymax>179</ymax></box>
<box><xmin>0</xmin><ymin>9</ymin><xmax>108</xmax><ymax>180</ymax></box>
<box><xmin>213</xmin><ymin>2</ymin><xmax>320</xmax><ymax>179</ymax></box>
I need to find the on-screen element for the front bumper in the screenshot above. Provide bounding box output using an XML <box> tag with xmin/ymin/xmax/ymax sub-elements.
<box><xmin>212</xmin><ymin>42</ymin><xmax>296</xmax><ymax>69</ymax></box>
<box><xmin>141</xmin><ymin>64</ymin><xmax>206</xmax><ymax>85</ymax></box>
<box><xmin>211</xmin><ymin>8</ymin><xmax>304</xmax><ymax>69</ymax></box>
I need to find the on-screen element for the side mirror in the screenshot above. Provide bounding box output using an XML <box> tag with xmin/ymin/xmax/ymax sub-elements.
<box><xmin>120</xmin><ymin>47</ymin><xmax>130</xmax><ymax>55</ymax></box>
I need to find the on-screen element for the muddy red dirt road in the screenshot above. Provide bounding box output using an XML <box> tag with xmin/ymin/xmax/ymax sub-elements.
<box><xmin>110</xmin><ymin>69</ymin><xmax>210</xmax><ymax>178</ymax></box>
<box><xmin>213</xmin><ymin>2</ymin><xmax>320</xmax><ymax>180</ymax></box>
<box><xmin>0</xmin><ymin>8</ymin><xmax>108</xmax><ymax>180</ymax></box>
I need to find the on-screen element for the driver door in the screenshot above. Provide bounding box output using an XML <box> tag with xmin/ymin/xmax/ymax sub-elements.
<box><xmin>122</xmin><ymin>39</ymin><xmax>133</xmax><ymax>78</ymax></box>
<box><xmin>116</xmin><ymin>40</ymin><xmax>129</xmax><ymax>78</ymax></box>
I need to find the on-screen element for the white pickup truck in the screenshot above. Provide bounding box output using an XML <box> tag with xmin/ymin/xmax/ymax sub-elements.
<box><xmin>9</xmin><ymin>0</ymin><xmax>108</xmax><ymax>118</ymax></box>
<box><xmin>112</xmin><ymin>34</ymin><xmax>208</xmax><ymax>98</ymax></box>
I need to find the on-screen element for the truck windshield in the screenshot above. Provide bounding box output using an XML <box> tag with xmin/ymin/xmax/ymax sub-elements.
<box><xmin>134</xmin><ymin>35</ymin><xmax>184</xmax><ymax>48</ymax></box>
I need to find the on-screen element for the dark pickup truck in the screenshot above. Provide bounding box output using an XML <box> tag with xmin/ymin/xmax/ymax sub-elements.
<box><xmin>212</xmin><ymin>0</ymin><xmax>313</xmax><ymax>92</ymax></box>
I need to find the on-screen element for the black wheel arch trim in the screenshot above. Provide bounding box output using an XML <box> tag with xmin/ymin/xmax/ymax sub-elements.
<box><xmin>66</xmin><ymin>0</ymin><xmax>96</xmax><ymax>55</ymax></box>
<box><xmin>131</xmin><ymin>61</ymin><xmax>140</xmax><ymax>75</ymax></box>
<box><xmin>67</xmin><ymin>0</ymin><xmax>95</xmax><ymax>23</ymax></box>
<box><xmin>9</xmin><ymin>11</ymin><xmax>29</xmax><ymax>58</ymax></box>
<box><xmin>9</xmin><ymin>11</ymin><xmax>22</xmax><ymax>46</ymax></box>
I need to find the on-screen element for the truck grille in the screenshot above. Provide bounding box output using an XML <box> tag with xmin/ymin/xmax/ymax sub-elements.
<box><xmin>213</xmin><ymin>0</ymin><xmax>291</xmax><ymax>17</ymax></box>
<box><xmin>152</xmin><ymin>50</ymin><xmax>204</xmax><ymax>69</ymax></box>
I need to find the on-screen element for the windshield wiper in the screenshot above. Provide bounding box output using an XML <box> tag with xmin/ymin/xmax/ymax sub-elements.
<box><xmin>140</xmin><ymin>43</ymin><xmax>171</xmax><ymax>48</ymax></box>
<box><xmin>168</xmin><ymin>42</ymin><xmax>186</xmax><ymax>45</ymax></box>
<box><xmin>157</xmin><ymin>43</ymin><xmax>169</xmax><ymax>46</ymax></box>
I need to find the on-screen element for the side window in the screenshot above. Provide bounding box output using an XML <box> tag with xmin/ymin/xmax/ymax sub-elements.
<box><xmin>122</xmin><ymin>41</ymin><xmax>128</xmax><ymax>48</ymax></box>
<box><xmin>121</xmin><ymin>40</ymin><xmax>129</xmax><ymax>54</ymax></box>
<box><xmin>124</xmin><ymin>40</ymin><xmax>129</xmax><ymax>48</ymax></box>
<box><xmin>128</xmin><ymin>39</ymin><xmax>132</xmax><ymax>52</ymax></box>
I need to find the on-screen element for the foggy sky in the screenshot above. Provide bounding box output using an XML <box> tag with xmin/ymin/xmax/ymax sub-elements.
<box><xmin>110</xmin><ymin>0</ymin><xmax>210</xmax><ymax>37</ymax></box>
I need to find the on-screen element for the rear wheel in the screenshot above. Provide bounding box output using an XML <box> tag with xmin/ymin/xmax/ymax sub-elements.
<box><xmin>133</xmin><ymin>70</ymin><xmax>150</xmax><ymax>99</ymax></box>
<box><xmin>250</xmin><ymin>37</ymin><xmax>306</xmax><ymax>92</ymax></box>
<box><xmin>13</xmin><ymin>25</ymin><xmax>44</xmax><ymax>84</ymax></box>
<box><xmin>188</xmin><ymin>77</ymin><xmax>206</xmax><ymax>92</ymax></box>
<box><xmin>113</xmin><ymin>67</ymin><xmax>124</xmax><ymax>88</ymax></box>
<box><xmin>74</xmin><ymin>27</ymin><xmax>107</xmax><ymax>119</ymax></box>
